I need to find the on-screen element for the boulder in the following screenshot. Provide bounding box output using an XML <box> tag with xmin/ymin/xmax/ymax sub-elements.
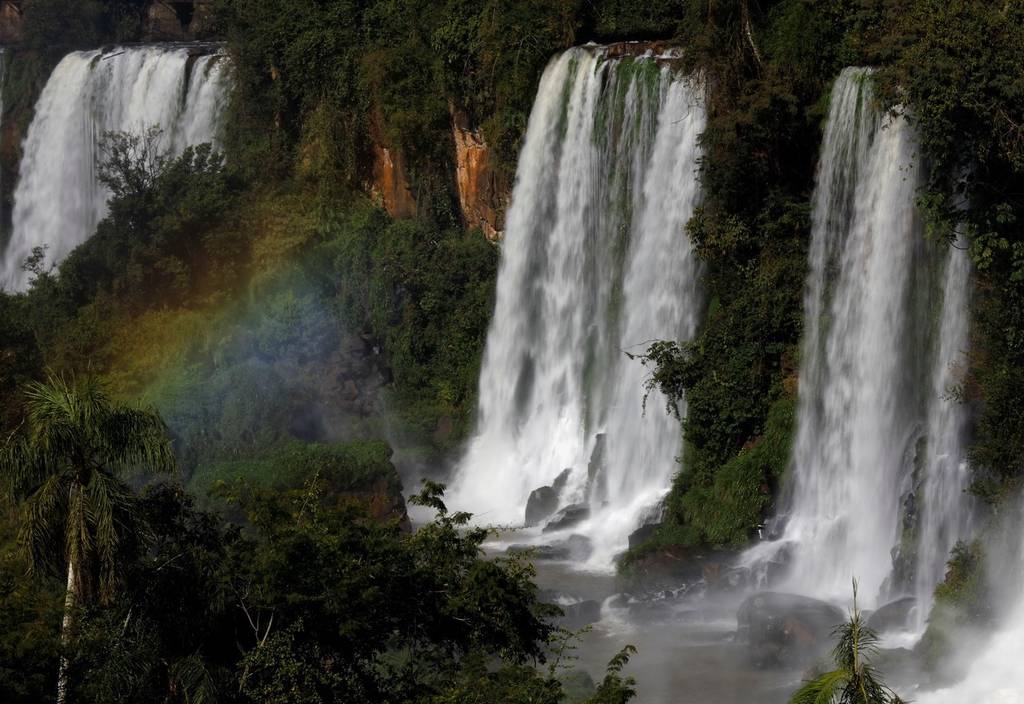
<box><xmin>866</xmin><ymin>596</ymin><xmax>917</xmax><ymax>633</ymax></box>
<box><xmin>543</xmin><ymin>504</ymin><xmax>590</xmax><ymax>533</ymax></box>
<box><xmin>587</xmin><ymin>434</ymin><xmax>607</xmax><ymax>497</ymax></box>
<box><xmin>552</xmin><ymin>468</ymin><xmax>572</xmax><ymax>493</ymax></box>
<box><xmin>627</xmin><ymin>500</ymin><xmax>667</xmax><ymax>548</ymax></box>
<box><xmin>736</xmin><ymin>592</ymin><xmax>845</xmax><ymax>667</ymax></box>
<box><xmin>618</xmin><ymin>545</ymin><xmax>733</xmax><ymax>594</ymax></box>
<box><xmin>507</xmin><ymin>534</ymin><xmax>592</xmax><ymax>561</ymax></box>
<box><xmin>524</xmin><ymin>468</ymin><xmax>574</xmax><ymax>527</ymax></box>
<box><xmin>558</xmin><ymin>599</ymin><xmax>603</xmax><ymax>630</ymax></box>
<box><xmin>627</xmin><ymin>522</ymin><xmax>661</xmax><ymax>549</ymax></box>
<box><xmin>525</xmin><ymin>486</ymin><xmax>560</xmax><ymax>527</ymax></box>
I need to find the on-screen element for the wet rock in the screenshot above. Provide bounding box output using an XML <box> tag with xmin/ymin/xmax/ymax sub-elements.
<box><xmin>558</xmin><ymin>599</ymin><xmax>602</xmax><ymax>630</ymax></box>
<box><xmin>525</xmin><ymin>486</ymin><xmax>559</xmax><ymax>527</ymax></box>
<box><xmin>867</xmin><ymin>596</ymin><xmax>917</xmax><ymax>632</ymax></box>
<box><xmin>627</xmin><ymin>522</ymin><xmax>661</xmax><ymax>549</ymax></box>
<box><xmin>507</xmin><ymin>534</ymin><xmax>592</xmax><ymax>561</ymax></box>
<box><xmin>552</xmin><ymin>468</ymin><xmax>572</xmax><ymax>493</ymax></box>
<box><xmin>704</xmin><ymin>565</ymin><xmax>750</xmax><ymax>593</ymax></box>
<box><xmin>618</xmin><ymin>545</ymin><xmax>733</xmax><ymax>594</ymax></box>
<box><xmin>587</xmin><ymin>434</ymin><xmax>607</xmax><ymax>497</ymax></box>
<box><xmin>737</xmin><ymin>592</ymin><xmax>845</xmax><ymax>667</ymax></box>
<box><xmin>524</xmin><ymin>469</ymin><xmax>574</xmax><ymax>527</ymax></box>
<box><xmin>543</xmin><ymin>504</ymin><xmax>590</xmax><ymax>533</ymax></box>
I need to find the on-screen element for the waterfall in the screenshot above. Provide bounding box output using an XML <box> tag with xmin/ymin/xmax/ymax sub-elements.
<box><xmin>913</xmin><ymin>234</ymin><xmax>974</xmax><ymax>627</ymax></box>
<box><xmin>450</xmin><ymin>45</ymin><xmax>706</xmax><ymax>567</ymax></box>
<box><xmin>743</xmin><ymin>68</ymin><xmax>974</xmax><ymax>609</ymax></box>
<box><xmin>0</xmin><ymin>48</ymin><xmax>8</xmax><ymax>202</ymax></box>
<box><xmin>0</xmin><ymin>46</ymin><xmax>231</xmax><ymax>291</ymax></box>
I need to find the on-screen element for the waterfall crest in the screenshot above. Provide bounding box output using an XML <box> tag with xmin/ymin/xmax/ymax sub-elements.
<box><xmin>450</xmin><ymin>46</ymin><xmax>706</xmax><ymax>567</ymax></box>
<box><xmin>0</xmin><ymin>46</ymin><xmax>230</xmax><ymax>291</ymax></box>
<box><xmin>744</xmin><ymin>68</ymin><xmax>973</xmax><ymax>610</ymax></box>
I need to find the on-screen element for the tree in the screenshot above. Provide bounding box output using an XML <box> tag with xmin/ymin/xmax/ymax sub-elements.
<box><xmin>789</xmin><ymin>582</ymin><xmax>905</xmax><ymax>704</ymax></box>
<box><xmin>0</xmin><ymin>373</ymin><xmax>175</xmax><ymax>703</ymax></box>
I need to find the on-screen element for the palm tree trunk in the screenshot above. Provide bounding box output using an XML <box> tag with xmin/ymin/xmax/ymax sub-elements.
<box><xmin>56</xmin><ymin>557</ymin><xmax>77</xmax><ymax>704</ymax></box>
<box><xmin>57</xmin><ymin>487</ymin><xmax>80</xmax><ymax>704</ymax></box>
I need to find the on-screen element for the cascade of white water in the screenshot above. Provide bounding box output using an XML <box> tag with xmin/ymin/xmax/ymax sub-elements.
<box><xmin>913</xmin><ymin>236</ymin><xmax>974</xmax><ymax>627</ymax></box>
<box><xmin>0</xmin><ymin>49</ymin><xmax>8</xmax><ymax>202</ymax></box>
<box><xmin>450</xmin><ymin>46</ymin><xmax>706</xmax><ymax>568</ymax></box>
<box><xmin>743</xmin><ymin>68</ymin><xmax>974</xmax><ymax>610</ymax></box>
<box><xmin>0</xmin><ymin>46</ymin><xmax>231</xmax><ymax>291</ymax></box>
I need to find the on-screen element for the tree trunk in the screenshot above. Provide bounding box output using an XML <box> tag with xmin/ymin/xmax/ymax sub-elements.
<box><xmin>57</xmin><ymin>479</ymin><xmax>80</xmax><ymax>704</ymax></box>
<box><xmin>56</xmin><ymin>557</ymin><xmax>76</xmax><ymax>704</ymax></box>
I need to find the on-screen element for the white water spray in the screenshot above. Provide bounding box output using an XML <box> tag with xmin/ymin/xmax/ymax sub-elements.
<box><xmin>0</xmin><ymin>46</ymin><xmax>230</xmax><ymax>291</ymax></box>
<box><xmin>450</xmin><ymin>46</ymin><xmax>706</xmax><ymax>568</ymax></box>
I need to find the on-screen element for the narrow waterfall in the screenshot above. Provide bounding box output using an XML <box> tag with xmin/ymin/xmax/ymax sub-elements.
<box><xmin>0</xmin><ymin>46</ymin><xmax>231</xmax><ymax>291</ymax></box>
<box><xmin>913</xmin><ymin>235</ymin><xmax>974</xmax><ymax>626</ymax></box>
<box><xmin>450</xmin><ymin>45</ymin><xmax>706</xmax><ymax>567</ymax></box>
<box><xmin>744</xmin><ymin>68</ymin><xmax>973</xmax><ymax>609</ymax></box>
<box><xmin>0</xmin><ymin>48</ymin><xmax>8</xmax><ymax>201</ymax></box>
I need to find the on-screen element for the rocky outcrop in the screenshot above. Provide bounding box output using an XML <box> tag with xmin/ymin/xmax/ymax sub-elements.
<box><xmin>341</xmin><ymin>475</ymin><xmax>411</xmax><ymax>532</ymax></box>
<box><xmin>451</xmin><ymin>108</ymin><xmax>506</xmax><ymax>240</ymax></box>
<box><xmin>866</xmin><ymin>596</ymin><xmax>917</xmax><ymax>633</ymax></box>
<box><xmin>507</xmin><ymin>533</ymin><xmax>592</xmax><ymax>561</ymax></box>
<box><xmin>543</xmin><ymin>503</ymin><xmax>590</xmax><ymax>533</ymax></box>
<box><xmin>146</xmin><ymin>1</ymin><xmax>217</xmax><ymax>41</ymax></box>
<box><xmin>367</xmin><ymin>112</ymin><xmax>417</xmax><ymax>219</ymax></box>
<box><xmin>525</xmin><ymin>468</ymin><xmax>572</xmax><ymax>527</ymax></box>
<box><xmin>0</xmin><ymin>2</ymin><xmax>21</xmax><ymax>44</ymax></box>
<box><xmin>0</xmin><ymin>1</ymin><xmax>216</xmax><ymax>43</ymax></box>
<box><xmin>736</xmin><ymin>592</ymin><xmax>844</xmax><ymax>667</ymax></box>
<box><xmin>526</xmin><ymin>486</ymin><xmax>559</xmax><ymax>527</ymax></box>
<box><xmin>619</xmin><ymin>544</ymin><xmax>734</xmax><ymax>593</ymax></box>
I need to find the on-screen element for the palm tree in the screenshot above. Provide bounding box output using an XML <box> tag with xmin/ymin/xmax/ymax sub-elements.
<box><xmin>789</xmin><ymin>581</ymin><xmax>906</xmax><ymax>704</ymax></box>
<box><xmin>0</xmin><ymin>373</ymin><xmax>175</xmax><ymax>704</ymax></box>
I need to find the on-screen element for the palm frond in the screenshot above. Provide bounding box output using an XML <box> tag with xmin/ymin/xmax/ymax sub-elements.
<box><xmin>100</xmin><ymin>406</ymin><xmax>176</xmax><ymax>477</ymax></box>
<box><xmin>172</xmin><ymin>653</ymin><xmax>221</xmax><ymax>704</ymax></box>
<box><xmin>85</xmin><ymin>470</ymin><xmax>141</xmax><ymax>594</ymax></box>
<box><xmin>790</xmin><ymin>669</ymin><xmax>848</xmax><ymax>704</ymax></box>
<box><xmin>19</xmin><ymin>472</ymin><xmax>69</xmax><ymax>576</ymax></box>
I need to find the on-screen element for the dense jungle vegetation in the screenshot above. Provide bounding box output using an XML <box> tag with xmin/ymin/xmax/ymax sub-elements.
<box><xmin>1</xmin><ymin>0</ymin><xmax>1023</xmax><ymax>702</ymax></box>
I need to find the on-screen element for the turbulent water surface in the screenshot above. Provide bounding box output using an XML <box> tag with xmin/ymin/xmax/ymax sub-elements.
<box><xmin>0</xmin><ymin>45</ymin><xmax>231</xmax><ymax>291</ymax></box>
<box><xmin>451</xmin><ymin>45</ymin><xmax>706</xmax><ymax>567</ymax></box>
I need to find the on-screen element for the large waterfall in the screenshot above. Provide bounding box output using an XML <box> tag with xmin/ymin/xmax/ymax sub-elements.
<box><xmin>0</xmin><ymin>46</ymin><xmax>230</xmax><ymax>291</ymax></box>
<box><xmin>744</xmin><ymin>68</ymin><xmax>973</xmax><ymax>610</ymax></box>
<box><xmin>450</xmin><ymin>45</ymin><xmax>706</xmax><ymax>567</ymax></box>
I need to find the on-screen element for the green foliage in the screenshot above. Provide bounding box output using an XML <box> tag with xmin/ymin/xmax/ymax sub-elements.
<box><xmin>191</xmin><ymin>439</ymin><xmax>398</xmax><ymax>495</ymax></box>
<box><xmin>0</xmin><ymin>373</ymin><xmax>175</xmax><ymax>596</ymax></box>
<box><xmin>917</xmin><ymin>540</ymin><xmax>991</xmax><ymax>675</ymax></box>
<box><xmin>0</xmin><ymin>507</ymin><xmax>62</xmax><ymax>704</ymax></box>
<box><xmin>21</xmin><ymin>0</ymin><xmax>148</xmax><ymax>52</ymax></box>
<box><xmin>56</xmin><ymin>130</ymin><xmax>242</xmax><ymax>308</ymax></box>
<box><xmin>872</xmin><ymin>1</ymin><xmax>1024</xmax><ymax>497</ymax></box>
<box><xmin>0</xmin><ymin>293</ymin><xmax>43</xmax><ymax>433</ymax></box>
<box><xmin>584</xmin><ymin>0</ymin><xmax>684</xmax><ymax>39</ymax></box>
<box><xmin>675</xmin><ymin>395</ymin><xmax>796</xmax><ymax>546</ymax></box>
<box><xmin>313</xmin><ymin>202</ymin><xmax>498</xmax><ymax>450</ymax></box>
<box><xmin>789</xmin><ymin>582</ymin><xmax>905</xmax><ymax>704</ymax></box>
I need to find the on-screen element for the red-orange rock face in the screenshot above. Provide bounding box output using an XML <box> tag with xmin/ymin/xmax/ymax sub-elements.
<box><xmin>452</xmin><ymin>109</ymin><xmax>506</xmax><ymax>241</ymax></box>
<box><xmin>369</xmin><ymin>141</ymin><xmax>417</xmax><ymax>220</ymax></box>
